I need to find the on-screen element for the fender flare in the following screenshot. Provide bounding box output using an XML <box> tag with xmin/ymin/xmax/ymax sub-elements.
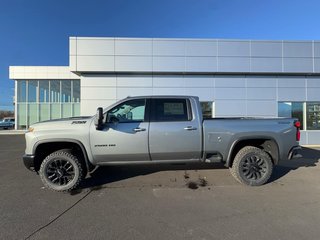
<box><xmin>33</xmin><ymin>138</ymin><xmax>94</xmax><ymax>172</ymax></box>
<box><xmin>226</xmin><ymin>137</ymin><xmax>280</xmax><ymax>167</ymax></box>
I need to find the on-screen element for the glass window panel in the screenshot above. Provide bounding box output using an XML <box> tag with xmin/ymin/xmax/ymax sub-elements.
<box><xmin>17</xmin><ymin>103</ymin><xmax>27</xmax><ymax>129</ymax></box>
<box><xmin>28</xmin><ymin>80</ymin><xmax>38</xmax><ymax>102</ymax></box>
<box><xmin>153</xmin><ymin>99</ymin><xmax>188</xmax><ymax>122</ymax></box>
<box><xmin>307</xmin><ymin>102</ymin><xmax>320</xmax><ymax>130</ymax></box>
<box><xmin>50</xmin><ymin>81</ymin><xmax>60</xmax><ymax>103</ymax></box>
<box><xmin>62</xmin><ymin>103</ymin><xmax>72</xmax><ymax>118</ymax></box>
<box><xmin>39</xmin><ymin>80</ymin><xmax>49</xmax><ymax>103</ymax></box>
<box><xmin>28</xmin><ymin>103</ymin><xmax>38</xmax><ymax>125</ymax></box>
<box><xmin>73</xmin><ymin>80</ymin><xmax>80</xmax><ymax>103</ymax></box>
<box><xmin>39</xmin><ymin>104</ymin><xmax>50</xmax><ymax>122</ymax></box>
<box><xmin>108</xmin><ymin>99</ymin><xmax>146</xmax><ymax>122</ymax></box>
<box><xmin>278</xmin><ymin>102</ymin><xmax>292</xmax><ymax>118</ymax></box>
<box><xmin>51</xmin><ymin>103</ymin><xmax>61</xmax><ymax>119</ymax></box>
<box><xmin>73</xmin><ymin>103</ymin><xmax>80</xmax><ymax>116</ymax></box>
<box><xmin>61</xmin><ymin>81</ymin><xmax>71</xmax><ymax>103</ymax></box>
<box><xmin>278</xmin><ymin>102</ymin><xmax>304</xmax><ymax>129</ymax></box>
<box><xmin>17</xmin><ymin>81</ymin><xmax>26</xmax><ymax>102</ymax></box>
<box><xmin>200</xmin><ymin>102</ymin><xmax>213</xmax><ymax>118</ymax></box>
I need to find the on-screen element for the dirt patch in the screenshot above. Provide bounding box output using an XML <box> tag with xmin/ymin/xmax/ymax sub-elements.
<box><xmin>187</xmin><ymin>181</ymin><xmax>199</xmax><ymax>189</ymax></box>
<box><xmin>186</xmin><ymin>175</ymin><xmax>208</xmax><ymax>189</ymax></box>
<box><xmin>198</xmin><ymin>176</ymin><xmax>208</xmax><ymax>187</ymax></box>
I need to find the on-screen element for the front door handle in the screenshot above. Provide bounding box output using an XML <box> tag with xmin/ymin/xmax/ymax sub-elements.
<box><xmin>184</xmin><ymin>126</ymin><xmax>197</xmax><ymax>131</ymax></box>
<box><xmin>133</xmin><ymin>128</ymin><xmax>146</xmax><ymax>132</ymax></box>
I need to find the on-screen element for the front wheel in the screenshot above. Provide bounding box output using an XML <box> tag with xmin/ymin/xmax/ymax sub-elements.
<box><xmin>230</xmin><ymin>146</ymin><xmax>273</xmax><ymax>186</ymax></box>
<box><xmin>39</xmin><ymin>150</ymin><xmax>85</xmax><ymax>192</ymax></box>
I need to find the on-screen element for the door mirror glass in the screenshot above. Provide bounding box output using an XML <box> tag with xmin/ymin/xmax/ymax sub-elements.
<box><xmin>94</xmin><ymin>107</ymin><xmax>103</xmax><ymax>130</ymax></box>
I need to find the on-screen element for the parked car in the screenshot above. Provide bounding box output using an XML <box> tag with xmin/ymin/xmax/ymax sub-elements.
<box><xmin>23</xmin><ymin>96</ymin><xmax>302</xmax><ymax>191</ymax></box>
<box><xmin>0</xmin><ymin>117</ymin><xmax>15</xmax><ymax>129</ymax></box>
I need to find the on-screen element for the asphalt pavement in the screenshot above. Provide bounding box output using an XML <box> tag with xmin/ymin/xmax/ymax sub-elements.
<box><xmin>0</xmin><ymin>134</ymin><xmax>320</xmax><ymax>240</ymax></box>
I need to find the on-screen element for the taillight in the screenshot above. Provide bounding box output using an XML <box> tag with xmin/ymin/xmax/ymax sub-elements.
<box><xmin>294</xmin><ymin>121</ymin><xmax>301</xmax><ymax>141</ymax></box>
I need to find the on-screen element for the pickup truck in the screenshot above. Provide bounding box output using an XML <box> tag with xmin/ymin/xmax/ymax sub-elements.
<box><xmin>0</xmin><ymin>117</ymin><xmax>15</xmax><ymax>129</ymax></box>
<box><xmin>23</xmin><ymin>96</ymin><xmax>302</xmax><ymax>192</ymax></box>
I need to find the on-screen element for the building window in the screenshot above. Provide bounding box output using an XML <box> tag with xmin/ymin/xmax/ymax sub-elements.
<box><xmin>27</xmin><ymin>80</ymin><xmax>38</xmax><ymax>102</ymax></box>
<box><xmin>278</xmin><ymin>102</ymin><xmax>304</xmax><ymax>130</ymax></box>
<box><xmin>306</xmin><ymin>102</ymin><xmax>320</xmax><ymax>130</ymax></box>
<box><xmin>73</xmin><ymin>80</ymin><xmax>80</xmax><ymax>103</ymax></box>
<box><xmin>17</xmin><ymin>80</ymin><xmax>26</xmax><ymax>102</ymax></box>
<box><xmin>50</xmin><ymin>81</ymin><xmax>60</xmax><ymax>103</ymax></box>
<box><xmin>39</xmin><ymin>80</ymin><xmax>49</xmax><ymax>103</ymax></box>
<box><xmin>61</xmin><ymin>81</ymin><xmax>71</xmax><ymax>103</ymax></box>
<box><xmin>16</xmin><ymin>79</ymin><xmax>80</xmax><ymax>129</ymax></box>
<box><xmin>200</xmin><ymin>102</ymin><xmax>213</xmax><ymax>118</ymax></box>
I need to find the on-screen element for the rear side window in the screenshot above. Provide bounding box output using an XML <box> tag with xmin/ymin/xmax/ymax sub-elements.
<box><xmin>152</xmin><ymin>99</ymin><xmax>191</xmax><ymax>122</ymax></box>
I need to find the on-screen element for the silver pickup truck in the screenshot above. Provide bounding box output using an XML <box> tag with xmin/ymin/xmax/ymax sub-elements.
<box><xmin>23</xmin><ymin>96</ymin><xmax>302</xmax><ymax>192</ymax></box>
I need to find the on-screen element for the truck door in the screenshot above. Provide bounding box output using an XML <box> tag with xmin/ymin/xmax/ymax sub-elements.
<box><xmin>149</xmin><ymin>98</ymin><xmax>202</xmax><ymax>161</ymax></box>
<box><xmin>90</xmin><ymin>98</ymin><xmax>150</xmax><ymax>163</ymax></box>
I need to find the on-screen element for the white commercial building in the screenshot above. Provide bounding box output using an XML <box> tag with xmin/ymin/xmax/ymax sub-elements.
<box><xmin>9</xmin><ymin>37</ymin><xmax>320</xmax><ymax>145</ymax></box>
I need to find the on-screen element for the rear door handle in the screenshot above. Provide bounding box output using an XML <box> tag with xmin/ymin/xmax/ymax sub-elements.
<box><xmin>133</xmin><ymin>128</ymin><xmax>146</xmax><ymax>132</ymax></box>
<box><xmin>184</xmin><ymin>126</ymin><xmax>197</xmax><ymax>131</ymax></box>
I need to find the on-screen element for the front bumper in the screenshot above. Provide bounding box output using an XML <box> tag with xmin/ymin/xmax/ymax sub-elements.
<box><xmin>23</xmin><ymin>154</ymin><xmax>36</xmax><ymax>171</ymax></box>
<box><xmin>288</xmin><ymin>146</ymin><xmax>303</xmax><ymax>160</ymax></box>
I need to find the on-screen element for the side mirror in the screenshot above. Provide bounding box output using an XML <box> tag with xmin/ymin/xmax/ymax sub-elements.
<box><xmin>94</xmin><ymin>107</ymin><xmax>103</xmax><ymax>130</ymax></box>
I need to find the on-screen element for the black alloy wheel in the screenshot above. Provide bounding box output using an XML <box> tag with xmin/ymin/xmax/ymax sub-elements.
<box><xmin>39</xmin><ymin>149</ymin><xmax>85</xmax><ymax>192</ymax></box>
<box><xmin>230</xmin><ymin>146</ymin><xmax>273</xmax><ymax>186</ymax></box>
<box><xmin>240</xmin><ymin>154</ymin><xmax>268</xmax><ymax>181</ymax></box>
<box><xmin>45</xmin><ymin>159</ymin><xmax>75</xmax><ymax>186</ymax></box>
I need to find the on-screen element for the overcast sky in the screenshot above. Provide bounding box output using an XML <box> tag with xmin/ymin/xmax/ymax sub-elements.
<box><xmin>1</xmin><ymin>0</ymin><xmax>320</xmax><ymax>110</ymax></box>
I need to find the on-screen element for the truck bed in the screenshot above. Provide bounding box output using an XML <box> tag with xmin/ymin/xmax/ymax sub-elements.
<box><xmin>202</xmin><ymin>117</ymin><xmax>298</xmax><ymax>163</ymax></box>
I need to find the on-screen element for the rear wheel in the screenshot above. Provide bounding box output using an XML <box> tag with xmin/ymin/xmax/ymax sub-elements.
<box><xmin>230</xmin><ymin>146</ymin><xmax>273</xmax><ymax>186</ymax></box>
<box><xmin>39</xmin><ymin>149</ymin><xmax>85</xmax><ymax>192</ymax></box>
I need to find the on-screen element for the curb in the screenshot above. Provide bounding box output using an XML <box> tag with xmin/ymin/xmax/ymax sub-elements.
<box><xmin>0</xmin><ymin>131</ymin><xmax>26</xmax><ymax>135</ymax></box>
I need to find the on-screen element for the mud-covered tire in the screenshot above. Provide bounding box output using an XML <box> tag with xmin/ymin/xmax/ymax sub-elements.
<box><xmin>39</xmin><ymin>149</ymin><xmax>85</xmax><ymax>192</ymax></box>
<box><xmin>230</xmin><ymin>146</ymin><xmax>273</xmax><ymax>186</ymax></box>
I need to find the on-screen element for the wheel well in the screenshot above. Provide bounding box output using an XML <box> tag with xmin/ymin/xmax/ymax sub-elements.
<box><xmin>228</xmin><ymin>139</ymin><xmax>279</xmax><ymax>167</ymax></box>
<box><xmin>34</xmin><ymin>141</ymin><xmax>91</xmax><ymax>172</ymax></box>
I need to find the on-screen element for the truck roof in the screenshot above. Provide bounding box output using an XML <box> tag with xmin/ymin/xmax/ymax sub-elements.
<box><xmin>125</xmin><ymin>95</ymin><xmax>199</xmax><ymax>99</ymax></box>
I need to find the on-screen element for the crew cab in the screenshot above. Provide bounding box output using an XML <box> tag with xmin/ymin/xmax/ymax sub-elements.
<box><xmin>23</xmin><ymin>96</ymin><xmax>302</xmax><ymax>191</ymax></box>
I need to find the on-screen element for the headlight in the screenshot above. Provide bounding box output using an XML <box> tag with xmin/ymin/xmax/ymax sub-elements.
<box><xmin>27</xmin><ymin>127</ymin><xmax>34</xmax><ymax>133</ymax></box>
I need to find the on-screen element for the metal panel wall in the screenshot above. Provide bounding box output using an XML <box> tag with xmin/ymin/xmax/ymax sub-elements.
<box><xmin>251</xmin><ymin>41</ymin><xmax>282</xmax><ymax>57</ymax></box>
<box><xmin>70</xmin><ymin>37</ymin><xmax>320</xmax><ymax>74</ymax></box>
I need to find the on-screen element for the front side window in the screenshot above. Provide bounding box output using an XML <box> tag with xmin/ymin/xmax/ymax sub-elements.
<box><xmin>107</xmin><ymin>99</ymin><xmax>146</xmax><ymax>123</ymax></box>
<box><xmin>153</xmin><ymin>99</ymin><xmax>190</xmax><ymax>122</ymax></box>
